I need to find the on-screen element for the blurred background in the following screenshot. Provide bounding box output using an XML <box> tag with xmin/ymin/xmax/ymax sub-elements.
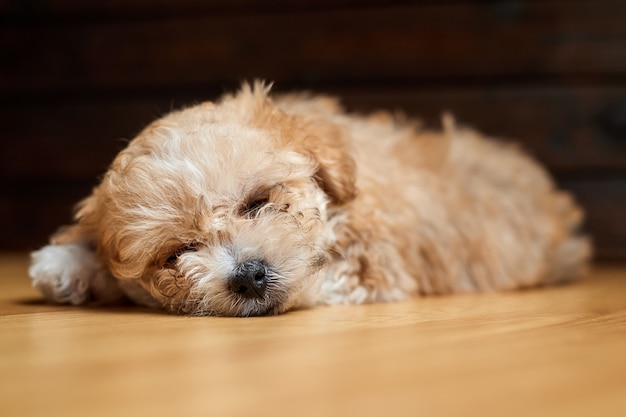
<box><xmin>1</xmin><ymin>0</ymin><xmax>625</xmax><ymax>260</ymax></box>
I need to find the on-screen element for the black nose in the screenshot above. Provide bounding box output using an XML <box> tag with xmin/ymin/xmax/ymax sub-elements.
<box><xmin>229</xmin><ymin>260</ymin><xmax>268</xmax><ymax>299</ymax></box>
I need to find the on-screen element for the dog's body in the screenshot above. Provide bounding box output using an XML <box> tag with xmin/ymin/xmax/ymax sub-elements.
<box><xmin>29</xmin><ymin>83</ymin><xmax>591</xmax><ymax>316</ymax></box>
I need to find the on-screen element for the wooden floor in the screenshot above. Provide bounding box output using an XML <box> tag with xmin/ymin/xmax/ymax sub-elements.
<box><xmin>1</xmin><ymin>253</ymin><xmax>625</xmax><ymax>417</ymax></box>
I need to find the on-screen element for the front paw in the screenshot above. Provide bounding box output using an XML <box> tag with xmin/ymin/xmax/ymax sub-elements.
<box><xmin>29</xmin><ymin>244</ymin><xmax>99</xmax><ymax>305</ymax></box>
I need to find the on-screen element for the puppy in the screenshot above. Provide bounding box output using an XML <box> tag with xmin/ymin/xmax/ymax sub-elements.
<box><xmin>29</xmin><ymin>82</ymin><xmax>591</xmax><ymax>316</ymax></box>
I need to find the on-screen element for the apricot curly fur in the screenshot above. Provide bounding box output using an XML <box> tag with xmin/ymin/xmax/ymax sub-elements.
<box><xmin>29</xmin><ymin>82</ymin><xmax>591</xmax><ymax>316</ymax></box>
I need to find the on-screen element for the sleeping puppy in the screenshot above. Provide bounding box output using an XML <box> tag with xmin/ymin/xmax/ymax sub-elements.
<box><xmin>29</xmin><ymin>82</ymin><xmax>591</xmax><ymax>316</ymax></box>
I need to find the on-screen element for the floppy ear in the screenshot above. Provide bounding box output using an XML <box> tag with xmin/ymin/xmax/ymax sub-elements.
<box><xmin>304</xmin><ymin>123</ymin><xmax>357</xmax><ymax>205</ymax></box>
<box><xmin>236</xmin><ymin>81</ymin><xmax>358</xmax><ymax>205</ymax></box>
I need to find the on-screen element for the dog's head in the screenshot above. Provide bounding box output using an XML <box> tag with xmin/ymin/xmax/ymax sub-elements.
<box><xmin>76</xmin><ymin>82</ymin><xmax>356</xmax><ymax>316</ymax></box>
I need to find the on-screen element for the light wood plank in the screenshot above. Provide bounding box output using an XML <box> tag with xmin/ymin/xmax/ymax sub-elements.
<box><xmin>1</xmin><ymin>253</ymin><xmax>625</xmax><ymax>417</ymax></box>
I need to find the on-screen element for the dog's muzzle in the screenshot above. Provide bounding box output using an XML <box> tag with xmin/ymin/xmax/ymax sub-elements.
<box><xmin>229</xmin><ymin>260</ymin><xmax>268</xmax><ymax>300</ymax></box>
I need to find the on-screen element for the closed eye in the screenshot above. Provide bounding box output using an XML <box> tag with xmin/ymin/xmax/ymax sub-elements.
<box><xmin>240</xmin><ymin>195</ymin><xmax>271</xmax><ymax>217</ymax></box>
<box><xmin>163</xmin><ymin>244</ymin><xmax>199</xmax><ymax>268</ymax></box>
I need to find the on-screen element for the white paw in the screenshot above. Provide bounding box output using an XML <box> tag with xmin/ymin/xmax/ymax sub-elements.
<box><xmin>29</xmin><ymin>244</ymin><xmax>100</xmax><ymax>305</ymax></box>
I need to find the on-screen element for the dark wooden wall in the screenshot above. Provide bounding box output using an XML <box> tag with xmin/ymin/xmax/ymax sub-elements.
<box><xmin>2</xmin><ymin>0</ymin><xmax>625</xmax><ymax>259</ymax></box>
